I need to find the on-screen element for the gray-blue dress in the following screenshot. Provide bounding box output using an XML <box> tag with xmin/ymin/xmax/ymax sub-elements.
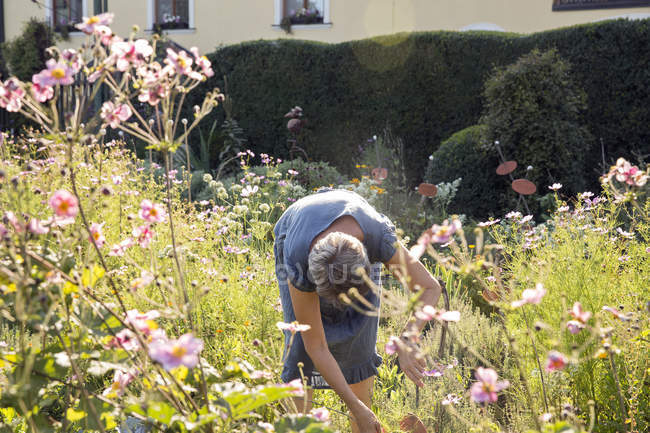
<box><xmin>273</xmin><ymin>189</ymin><xmax>397</xmax><ymax>388</ymax></box>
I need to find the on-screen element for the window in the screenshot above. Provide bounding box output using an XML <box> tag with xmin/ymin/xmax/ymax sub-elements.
<box><xmin>48</xmin><ymin>0</ymin><xmax>87</xmax><ymax>32</ymax></box>
<box><xmin>155</xmin><ymin>0</ymin><xmax>190</xmax><ymax>30</ymax></box>
<box><xmin>274</xmin><ymin>0</ymin><xmax>330</xmax><ymax>27</ymax></box>
<box><xmin>284</xmin><ymin>0</ymin><xmax>324</xmax><ymax>24</ymax></box>
<box><xmin>147</xmin><ymin>0</ymin><xmax>194</xmax><ymax>31</ymax></box>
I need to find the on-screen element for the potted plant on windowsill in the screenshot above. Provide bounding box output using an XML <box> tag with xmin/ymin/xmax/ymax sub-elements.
<box><xmin>280</xmin><ymin>7</ymin><xmax>323</xmax><ymax>34</ymax></box>
<box><xmin>155</xmin><ymin>13</ymin><xmax>189</xmax><ymax>31</ymax></box>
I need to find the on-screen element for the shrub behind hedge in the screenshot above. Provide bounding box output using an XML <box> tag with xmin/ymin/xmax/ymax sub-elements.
<box><xmin>190</xmin><ymin>19</ymin><xmax>650</xmax><ymax>188</ymax></box>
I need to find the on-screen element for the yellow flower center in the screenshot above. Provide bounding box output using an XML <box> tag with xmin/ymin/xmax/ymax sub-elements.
<box><xmin>178</xmin><ymin>58</ymin><xmax>187</xmax><ymax>68</ymax></box>
<box><xmin>482</xmin><ymin>383</ymin><xmax>495</xmax><ymax>393</ymax></box>
<box><xmin>89</xmin><ymin>16</ymin><xmax>100</xmax><ymax>24</ymax></box>
<box><xmin>93</xmin><ymin>232</ymin><xmax>101</xmax><ymax>240</ymax></box>
<box><xmin>59</xmin><ymin>202</ymin><xmax>69</xmax><ymax>212</ymax></box>
<box><xmin>51</xmin><ymin>68</ymin><xmax>66</xmax><ymax>79</ymax></box>
<box><xmin>172</xmin><ymin>345</ymin><xmax>187</xmax><ymax>358</ymax></box>
<box><xmin>150</xmin><ymin>208</ymin><xmax>158</xmax><ymax>216</ymax></box>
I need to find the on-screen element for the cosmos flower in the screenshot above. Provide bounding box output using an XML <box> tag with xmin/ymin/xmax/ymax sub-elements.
<box><xmin>511</xmin><ymin>283</ymin><xmax>546</xmax><ymax>308</ymax></box>
<box><xmin>470</xmin><ymin>367</ymin><xmax>509</xmax><ymax>404</ymax></box>
<box><xmin>0</xmin><ymin>78</ymin><xmax>26</xmax><ymax>112</ymax></box>
<box><xmin>414</xmin><ymin>305</ymin><xmax>461</xmax><ymax>322</ymax></box>
<box><xmin>545</xmin><ymin>351</ymin><xmax>568</xmax><ymax>372</ymax></box>
<box><xmin>276</xmin><ymin>321</ymin><xmax>311</xmax><ymax>334</ymax></box>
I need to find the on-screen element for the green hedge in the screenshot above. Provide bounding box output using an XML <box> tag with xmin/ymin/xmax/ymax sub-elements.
<box><xmin>189</xmin><ymin>19</ymin><xmax>650</xmax><ymax>186</ymax></box>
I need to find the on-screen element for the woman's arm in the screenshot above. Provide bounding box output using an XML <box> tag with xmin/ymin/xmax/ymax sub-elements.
<box><xmin>385</xmin><ymin>243</ymin><xmax>443</xmax><ymax>386</ymax></box>
<box><xmin>288</xmin><ymin>281</ymin><xmax>381</xmax><ymax>433</ymax></box>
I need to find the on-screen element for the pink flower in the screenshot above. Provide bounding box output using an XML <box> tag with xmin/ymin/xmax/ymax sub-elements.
<box><xmin>148</xmin><ymin>333</ymin><xmax>204</xmax><ymax>371</ymax></box>
<box><xmin>603</xmin><ymin>157</ymin><xmax>649</xmax><ymax>187</ymax></box>
<box><xmin>89</xmin><ymin>222</ymin><xmax>106</xmax><ymax>247</ymax></box>
<box><xmin>430</xmin><ymin>219</ymin><xmax>461</xmax><ymax>243</ymax></box>
<box><xmin>284</xmin><ymin>378</ymin><xmax>305</xmax><ymax>396</ymax></box>
<box><xmin>61</xmin><ymin>49</ymin><xmax>83</xmax><ymax>74</ymax></box>
<box><xmin>27</xmin><ymin>218</ymin><xmax>49</xmax><ymax>235</ymax></box>
<box><xmin>415</xmin><ymin>305</ymin><xmax>461</xmax><ymax>322</ymax></box>
<box><xmin>111</xmin><ymin>39</ymin><xmax>154</xmax><ymax>71</ymax></box>
<box><xmin>108</xmin><ymin>238</ymin><xmax>133</xmax><ymax>256</ymax></box>
<box><xmin>49</xmin><ymin>190</ymin><xmax>79</xmax><ymax>218</ymax></box>
<box><xmin>569</xmin><ymin>302</ymin><xmax>592</xmax><ymax>324</ymax></box>
<box><xmin>384</xmin><ymin>336</ymin><xmax>400</xmax><ymax>355</ymax></box>
<box><xmin>75</xmin><ymin>12</ymin><xmax>114</xmax><ymax>34</ymax></box>
<box><xmin>241</xmin><ymin>185</ymin><xmax>258</xmax><ymax>197</ymax></box>
<box><xmin>478</xmin><ymin>219</ymin><xmax>501</xmax><ymax>228</ymax></box>
<box><xmin>132</xmin><ymin>225</ymin><xmax>153</xmax><ymax>248</ymax></box>
<box><xmin>139</xmin><ymin>199</ymin><xmax>166</xmax><ymax>223</ymax></box>
<box><xmin>602</xmin><ymin>306</ymin><xmax>631</xmax><ymax>321</ymax></box>
<box><xmin>442</xmin><ymin>394</ymin><xmax>461</xmax><ymax>406</ymax></box>
<box><xmin>505</xmin><ymin>211</ymin><xmax>522</xmax><ymax>220</ymax></box>
<box><xmin>190</xmin><ymin>47</ymin><xmax>214</xmax><ymax>77</ymax></box>
<box><xmin>0</xmin><ymin>78</ymin><xmax>26</xmax><ymax>112</ymax></box>
<box><xmin>30</xmin><ymin>80</ymin><xmax>54</xmax><ymax>103</ymax></box>
<box><xmin>100</xmin><ymin>101</ymin><xmax>132</xmax><ymax>128</ymax></box>
<box><xmin>545</xmin><ymin>351</ymin><xmax>568</xmax><ymax>372</ymax></box>
<box><xmin>130</xmin><ymin>271</ymin><xmax>154</xmax><ymax>291</ymax></box>
<box><xmin>102</xmin><ymin>369</ymin><xmax>135</xmax><ymax>397</ymax></box>
<box><xmin>566</xmin><ymin>320</ymin><xmax>584</xmax><ymax>335</ymax></box>
<box><xmin>310</xmin><ymin>407</ymin><xmax>330</xmax><ymax>422</ymax></box>
<box><xmin>109</xmin><ymin>328</ymin><xmax>140</xmax><ymax>351</ymax></box>
<box><xmin>511</xmin><ymin>283</ymin><xmax>546</xmax><ymax>308</ymax></box>
<box><xmin>470</xmin><ymin>367</ymin><xmax>509</xmax><ymax>404</ymax></box>
<box><xmin>165</xmin><ymin>48</ymin><xmax>193</xmax><ymax>75</ymax></box>
<box><xmin>125</xmin><ymin>309</ymin><xmax>160</xmax><ymax>336</ymax></box>
<box><xmin>35</xmin><ymin>59</ymin><xmax>74</xmax><ymax>86</ymax></box>
<box><xmin>276</xmin><ymin>321</ymin><xmax>311</xmax><ymax>334</ymax></box>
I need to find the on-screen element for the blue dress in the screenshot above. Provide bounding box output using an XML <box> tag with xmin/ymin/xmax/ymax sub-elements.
<box><xmin>273</xmin><ymin>189</ymin><xmax>397</xmax><ymax>388</ymax></box>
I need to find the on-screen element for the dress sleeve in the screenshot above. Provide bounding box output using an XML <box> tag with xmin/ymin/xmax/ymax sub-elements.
<box><xmin>377</xmin><ymin>220</ymin><xmax>398</xmax><ymax>263</ymax></box>
<box><xmin>365</xmin><ymin>213</ymin><xmax>398</xmax><ymax>263</ymax></box>
<box><xmin>284</xmin><ymin>252</ymin><xmax>316</xmax><ymax>292</ymax></box>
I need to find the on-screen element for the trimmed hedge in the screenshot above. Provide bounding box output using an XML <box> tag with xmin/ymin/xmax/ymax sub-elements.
<box><xmin>189</xmin><ymin>19</ymin><xmax>650</xmax><ymax>186</ymax></box>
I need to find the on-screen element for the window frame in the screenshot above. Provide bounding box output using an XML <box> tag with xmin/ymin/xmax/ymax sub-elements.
<box><xmin>45</xmin><ymin>0</ymin><xmax>89</xmax><ymax>33</ymax></box>
<box><xmin>147</xmin><ymin>0</ymin><xmax>195</xmax><ymax>32</ymax></box>
<box><xmin>274</xmin><ymin>0</ymin><xmax>331</xmax><ymax>28</ymax></box>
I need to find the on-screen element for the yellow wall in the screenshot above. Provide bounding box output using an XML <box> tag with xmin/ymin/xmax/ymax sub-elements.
<box><xmin>3</xmin><ymin>0</ymin><xmax>650</xmax><ymax>54</ymax></box>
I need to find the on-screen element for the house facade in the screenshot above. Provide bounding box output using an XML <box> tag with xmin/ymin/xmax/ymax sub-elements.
<box><xmin>1</xmin><ymin>0</ymin><xmax>650</xmax><ymax>53</ymax></box>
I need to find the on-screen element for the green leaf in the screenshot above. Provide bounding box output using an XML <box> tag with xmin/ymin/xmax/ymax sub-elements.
<box><xmin>147</xmin><ymin>401</ymin><xmax>176</xmax><ymax>425</ymax></box>
<box><xmin>224</xmin><ymin>384</ymin><xmax>296</xmax><ymax>420</ymax></box>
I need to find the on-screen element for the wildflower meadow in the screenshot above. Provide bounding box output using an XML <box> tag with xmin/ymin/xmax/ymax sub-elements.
<box><xmin>0</xmin><ymin>12</ymin><xmax>648</xmax><ymax>433</ymax></box>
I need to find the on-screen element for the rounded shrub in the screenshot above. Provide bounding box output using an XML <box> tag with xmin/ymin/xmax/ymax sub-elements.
<box><xmin>425</xmin><ymin>124</ymin><xmax>507</xmax><ymax>218</ymax></box>
<box><xmin>481</xmin><ymin>49</ymin><xmax>593</xmax><ymax>197</ymax></box>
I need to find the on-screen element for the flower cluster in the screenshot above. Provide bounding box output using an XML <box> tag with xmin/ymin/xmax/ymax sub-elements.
<box><xmin>601</xmin><ymin>157</ymin><xmax>648</xmax><ymax>187</ymax></box>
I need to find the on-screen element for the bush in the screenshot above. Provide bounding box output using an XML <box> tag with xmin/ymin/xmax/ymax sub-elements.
<box><xmin>481</xmin><ymin>49</ymin><xmax>593</xmax><ymax>199</ymax></box>
<box><xmin>190</xmin><ymin>19</ymin><xmax>650</xmax><ymax>187</ymax></box>
<box><xmin>2</xmin><ymin>18</ymin><xmax>55</xmax><ymax>81</ymax></box>
<box><xmin>250</xmin><ymin>158</ymin><xmax>345</xmax><ymax>191</ymax></box>
<box><xmin>425</xmin><ymin>125</ymin><xmax>506</xmax><ymax>218</ymax></box>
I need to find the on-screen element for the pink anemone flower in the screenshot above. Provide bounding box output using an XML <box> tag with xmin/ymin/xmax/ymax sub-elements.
<box><xmin>415</xmin><ymin>305</ymin><xmax>461</xmax><ymax>322</ymax></box>
<box><xmin>165</xmin><ymin>48</ymin><xmax>194</xmax><ymax>76</ymax></box>
<box><xmin>132</xmin><ymin>224</ymin><xmax>153</xmax><ymax>248</ymax></box>
<box><xmin>35</xmin><ymin>59</ymin><xmax>75</xmax><ymax>86</ymax></box>
<box><xmin>100</xmin><ymin>101</ymin><xmax>132</xmax><ymax>128</ymax></box>
<box><xmin>148</xmin><ymin>333</ymin><xmax>204</xmax><ymax>371</ymax></box>
<box><xmin>49</xmin><ymin>190</ymin><xmax>79</xmax><ymax>218</ymax></box>
<box><xmin>139</xmin><ymin>199</ymin><xmax>167</xmax><ymax>223</ymax></box>
<box><xmin>89</xmin><ymin>222</ymin><xmax>106</xmax><ymax>247</ymax></box>
<box><xmin>0</xmin><ymin>78</ymin><xmax>26</xmax><ymax>112</ymax></box>
<box><xmin>470</xmin><ymin>367</ymin><xmax>510</xmax><ymax>404</ymax></box>
<box><xmin>111</xmin><ymin>39</ymin><xmax>154</xmax><ymax>71</ymax></box>
<box><xmin>75</xmin><ymin>12</ymin><xmax>114</xmax><ymax>34</ymax></box>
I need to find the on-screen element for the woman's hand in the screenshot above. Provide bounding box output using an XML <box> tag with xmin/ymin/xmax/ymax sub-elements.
<box><xmin>352</xmin><ymin>403</ymin><xmax>382</xmax><ymax>433</ymax></box>
<box><xmin>396</xmin><ymin>338</ymin><xmax>425</xmax><ymax>387</ymax></box>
